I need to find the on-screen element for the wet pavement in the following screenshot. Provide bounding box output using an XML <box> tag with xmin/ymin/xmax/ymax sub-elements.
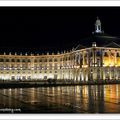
<box><xmin>0</xmin><ymin>84</ymin><xmax>120</xmax><ymax>113</ymax></box>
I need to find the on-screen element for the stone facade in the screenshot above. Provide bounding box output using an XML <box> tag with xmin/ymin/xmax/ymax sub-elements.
<box><xmin>0</xmin><ymin>18</ymin><xmax>120</xmax><ymax>81</ymax></box>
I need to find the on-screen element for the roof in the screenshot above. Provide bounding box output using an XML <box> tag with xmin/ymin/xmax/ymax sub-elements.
<box><xmin>75</xmin><ymin>33</ymin><xmax>120</xmax><ymax>50</ymax></box>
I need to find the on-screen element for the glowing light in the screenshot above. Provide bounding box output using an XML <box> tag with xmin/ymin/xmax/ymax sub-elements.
<box><xmin>109</xmin><ymin>64</ymin><xmax>114</xmax><ymax>67</ymax></box>
<box><xmin>83</xmin><ymin>65</ymin><xmax>88</xmax><ymax>68</ymax></box>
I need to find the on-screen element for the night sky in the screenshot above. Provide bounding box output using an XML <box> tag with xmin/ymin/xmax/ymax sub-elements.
<box><xmin>0</xmin><ymin>7</ymin><xmax>120</xmax><ymax>54</ymax></box>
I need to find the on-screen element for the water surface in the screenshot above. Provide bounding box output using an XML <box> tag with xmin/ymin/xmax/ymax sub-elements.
<box><xmin>0</xmin><ymin>84</ymin><xmax>119</xmax><ymax>113</ymax></box>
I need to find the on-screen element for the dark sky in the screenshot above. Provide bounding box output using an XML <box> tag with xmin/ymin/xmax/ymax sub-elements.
<box><xmin>0</xmin><ymin>7</ymin><xmax>120</xmax><ymax>54</ymax></box>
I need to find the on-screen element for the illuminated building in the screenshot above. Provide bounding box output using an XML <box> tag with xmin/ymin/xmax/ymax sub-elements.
<box><xmin>0</xmin><ymin>18</ymin><xmax>120</xmax><ymax>81</ymax></box>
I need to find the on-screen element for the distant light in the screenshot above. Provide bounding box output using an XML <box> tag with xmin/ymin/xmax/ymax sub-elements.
<box><xmin>92</xmin><ymin>42</ymin><xmax>96</xmax><ymax>47</ymax></box>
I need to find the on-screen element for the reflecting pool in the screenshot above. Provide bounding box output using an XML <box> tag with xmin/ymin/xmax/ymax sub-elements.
<box><xmin>0</xmin><ymin>84</ymin><xmax>120</xmax><ymax>113</ymax></box>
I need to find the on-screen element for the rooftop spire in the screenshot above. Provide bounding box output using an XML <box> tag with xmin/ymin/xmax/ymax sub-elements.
<box><xmin>94</xmin><ymin>17</ymin><xmax>104</xmax><ymax>34</ymax></box>
<box><xmin>95</xmin><ymin>17</ymin><xmax>101</xmax><ymax>33</ymax></box>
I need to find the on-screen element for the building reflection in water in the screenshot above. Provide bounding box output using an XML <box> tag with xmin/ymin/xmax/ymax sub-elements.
<box><xmin>0</xmin><ymin>85</ymin><xmax>120</xmax><ymax>113</ymax></box>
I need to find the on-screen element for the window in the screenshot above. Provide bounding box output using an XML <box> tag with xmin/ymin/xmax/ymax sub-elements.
<box><xmin>98</xmin><ymin>25</ymin><xmax>101</xmax><ymax>30</ymax></box>
<box><xmin>54</xmin><ymin>58</ymin><xmax>57</xmax><ymax>62</ymax></box>
<box><xmin>17</xmin><ymin>59</ymin><xmax>20</xmax><ymax>62</ymax></box>
<box><xmin>22</xmin><ymin>65</ymin><xmax>26</xmax><ymax>70</ymax></box>
<box><xmin>39</xmin><ymin>64</ymin><xmax>42</xmax><ymax>70</ymax></box>
<box><xmin>6</xmin><ymin>59</ymin><xmax>9</xmax><ymax>62</ymax></box>
<box><xmin>11</xmin><ymin>59</ymin><xmax>15</xmax><ymax>62</ymax></box>
<box><xmin>17</xmin><ymin>65</ymin><xmax>20</xmax><ymax>70</ymax></box>
<box><xmin>11</xmin><ymin>76</ymin><xmax>15</xmax><ymax>80</ymax></box>
<box><xmin>34</xmin><ymin>65</ymin><xmax>37</xmax><ymax>70</ymax></box>
<box><xmin>44</xmin><ymin>59</ymin><xmax>47</xmax><ymax>62</ymax></box>
<box><xmin>96</xmin><ymin>51</ymin><xmax>101</xmax><ymax>56</ymax></box>
<box><xmin>34</xmin><ymin>59</ymin><xmax>37</xmax><ymax>62</ymax></box>
<box><xmin>44</xmin><ymin>65</ymin><xmax>47</xmax><ymax>70</ymax></box>
<box><xmin>49</xmin><ymin>64</ymin><xmax>52</xmax><ymax>70</ymax></box>
<box><xmin>104</xmin><ymin>52</ymin><xmax>108</xmax><ymax>57</ymax></box>
<box><xmin>54</xmin><ymin>63</ymin><xmax>57</xmax><ymax>70</ymax></box>
<box><xmin>0</xmin><ymin>65</ymin><xmax>4</xmax><ymax>70</ymax></box>
<box><xmin>60</xmin><ymin>64</ymin><xmax>62</xmax><ymax>69</ymax></box>
<box><xmin>11</xmin><ymin>65</ymin><xmax>15</xmax><ymax>70</ymax></box>
<box><xmin>22</xmin><ymin>59</ymin><xmax>25</xmax><ymax>62</ymax></box>
<box><xmin>117</xmin><ymin>53</ymin><xmax>120</xmax><ymax>57</ymax></box>
<box><xmin>39</xmin><ymin>59</ymin><xmax>42</xmax><ymax>62</ymax></box>
<box><xmin>49</xmin><ymin>58</ymin><xmax>52</xmax><ymax>62</ymax></box>
<box><xmin>6</xmin><ymin>65</ymin><xmax>9</xmax><ymax>70</ymax></box>
<box><xmin>90</xmin><ymin>52</ymin><xmax>93</xmax><ymax>57</ymax></box>
<box><xmin>0</xmin><ymin>59</ymin><xmax>3</xmax><ymax>62</ymax></box>
<box><xmin>28</xmin><ymin>59</ymin><xmax>31</xmax><ymax>62</ymax></box>
<box><xmin>97</xmin><ymin>59</ymin><xmax>100</xmax><ymax>66</ymax></box>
